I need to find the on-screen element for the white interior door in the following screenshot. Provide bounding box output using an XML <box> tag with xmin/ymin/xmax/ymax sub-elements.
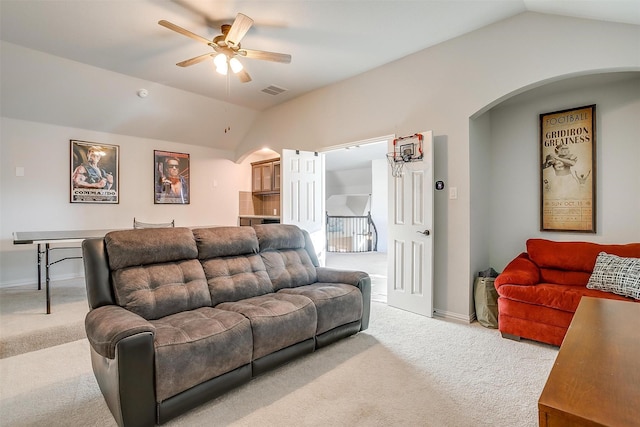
<box><xmin>281</xmin><ymin>149</ymin><xmax>326</xmax><ymax>265</ymax></box>
<box><xmin>387</xmin><ymin>131</ymin><xmax>434</xmax><ymax>317</ymax></box>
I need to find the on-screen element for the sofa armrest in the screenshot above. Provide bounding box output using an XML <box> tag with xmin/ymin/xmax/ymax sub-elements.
<box><xmin>316</xmin><ymin>267</ymin><xmax>368</xmax><ymax>286</ymax></box>
<box><xmin>85</xmin><ymin>305</ymin><xmax>156</xmax><ymax>359</ymax></box>
<box><xmin>495</xmin><ymin>252</ymin><xmax>541</xmax><ymax>290</ymax></box>
<box><xmin>316</xmin><ymin>267</ymin><xmax>371</xmax><ymax>330</ymax></box>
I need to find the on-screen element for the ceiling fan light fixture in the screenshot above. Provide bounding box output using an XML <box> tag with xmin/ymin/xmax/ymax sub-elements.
<box><xmin>229</xmin><ymin>57</ymin><xmax>243</xmax><ymax>73</ymax></box>
<box><xmin>214</xmin><ymin>53</ymin><xmax>228</xmax><ymax>75</ymax></box>
<box><xmin>159</xmin><ymin>14</ymin><xmax>291</xmax><ymax>84</ymax></box>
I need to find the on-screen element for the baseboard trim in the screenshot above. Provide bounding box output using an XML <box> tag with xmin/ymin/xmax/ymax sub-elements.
<box><xmin>433</xmin><ymin>308</ymin><xmax>474</xmax><ymax>323</ymax></box>
<box><xmin>0</xmin><ymin>273</ymin><xmax>84</xmax><ymax>289</ymax></box>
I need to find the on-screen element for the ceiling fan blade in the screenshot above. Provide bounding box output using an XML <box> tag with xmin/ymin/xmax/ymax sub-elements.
<box><xmin>239</xmin><ymin>49</ymin><xmax>292</xmax><ymax>64</ymax></box>
<box><xmin>225</xmin><ymin>13</ymin><xmax>254</xmax><ymax>47</ymax></box>
<box><xmin>158</xmin><ymin>20</ymin><xmax>211</xmax><ymax>45</ymax></box>
<box><xmin>176</xmin><ymin>53</ymin><xmax>213</xmax><ymax>67</ymax></box>
<box><xmin>236</xmin><ymin>68</ymin><xmax>252</xmax><ymax>83</ymax></box>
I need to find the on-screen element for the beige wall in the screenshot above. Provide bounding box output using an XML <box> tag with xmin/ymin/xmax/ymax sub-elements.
<box><xmin>235</xmin><ymin>12</ymin><xmax>640</xmax><ymax>320</ymax></box>
<box><xmin>486</xmin><ymin>74</ymin><xmax>640</xmax><ymax>270</ymax></box>
<box><xmin>1</xmin><ymin>12</ymin><xmax>639</xmax><ymax>320</ymax></box>
<box><xmin>0</xmin><ymin>118</ymin><xmax>250</xmax><ymax>284</ymax></box>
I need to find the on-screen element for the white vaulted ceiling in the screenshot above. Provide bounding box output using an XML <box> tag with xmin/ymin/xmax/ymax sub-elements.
<box><xmin>2</xmin><ymin>0</ymin><xmax>638</xmax><ymax>111</ymax></box>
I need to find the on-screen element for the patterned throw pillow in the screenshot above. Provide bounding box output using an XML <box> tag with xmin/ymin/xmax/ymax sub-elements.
<box><xmin>587</xmin><ymin>252</ymin><xmax>640</xmax><ymax>300</ymax></box>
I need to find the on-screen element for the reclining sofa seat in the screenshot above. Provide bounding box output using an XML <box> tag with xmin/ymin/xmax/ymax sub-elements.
<box><xmin>193</xmin><ymin>225</ymin><xmax>318</xmax><ymax>377</ymax></box>
<box><xmin>82</xmin><ymin>224</ymin><xmax>371</xmax><ymax>427</ymax></box>
<box><xmin>253</xmin><ymin>224</ymin><xmax>368</xmax><ymax>348</ymax></box>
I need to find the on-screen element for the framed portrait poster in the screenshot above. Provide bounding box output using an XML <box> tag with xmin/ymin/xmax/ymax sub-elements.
<box><xmin>154</xmin><ymin>150</ymin><xmax>190</xmax><ymax>204</ymax></box>
<box><xmin>70</xmin><ymin>140</ymin><xmax>119</xmax><ymax>203</ymax></box>
<box><xmin>540</xmin><ymin>104</ymin><xmax>596</xmax><ymax>232</ymax></box>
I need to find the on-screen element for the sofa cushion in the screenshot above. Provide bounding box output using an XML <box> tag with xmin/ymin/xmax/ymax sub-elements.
<box><xmin>526</xmin><ymin>239</ymin><xmax>640</xmax><ymax>273</ymax></box>
<box><xmin>105</xmin><ymin>228</ymin><xmax>198</xmax><ymax>270</ymax></box>
<box><xmin>113</xmin><ymin>259</ymin><xmax>211</xmax><ymax>320</ymax></box>
<box><xmin>217</xmin><ymin>293</ymin><xmax>317</xmax><ymax>360</ymax></box>
<box><xmin>587</xmin><ymin>252</ymin><xmax>640</xmax><ymax>300</ymax></box>
<box><xmin>151</xmin><ymin>307</ymin><xmax>252</xmax><ymax>402</ymax></box>
<box><xmin>278</xmin><ymin>283</ymin><xmax>363</xmax><ymax>334</ymax></box>
<box><xmin>497</xmin><ymin>282</ymin><xmax>633</xmax><ymax>313</ymax></box>
<box><xmin>201</xmin><ymin>254</ymin><xmax>273</xmax><ymax>306</ymax></box>
<box><xmin>261</xmin><ymin>249</ymin><xmax>318</xmax><ymax>290</ymax></box>
<box><xmin>494</xmin><ymin>253</ymin><xmax>540</xmax><ymax>288</ymax></box>
<box><xmin>193</xmin><ymin>226</ymin><xmax>259</xmax><ymax>259</ymax></box>
<box><xmin>253</xmin><ymin>224</ymin><xmax>306</xmax><ymax>251</ymax></box>
<box><xmin>539</xmin><ymin>269</ymin><xmax>592</xmax><ymax>287</ymax></box>
<box><xmin>254</xmin><ymin>224</ymin><xmax>320</xmax><ymax>289</ymax></box>
<box><xmin>194</xmin><ymin>226</ymin><xmax>273</xmax><ymax>305</ymax></box>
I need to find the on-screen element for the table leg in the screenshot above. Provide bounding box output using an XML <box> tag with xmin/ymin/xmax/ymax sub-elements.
<box><xmin>37</xmin><ymin>243</ymin><xmax>43</xmax><ymax>290</ymax></box>
<box><xmin>45</xmin><ymin>243</ymin><xmax>51</xmax><ymax>314</ymax></box>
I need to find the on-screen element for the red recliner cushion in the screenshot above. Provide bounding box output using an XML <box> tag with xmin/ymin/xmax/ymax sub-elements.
<box><xmin>527</xmin><ymin>239</ymin><xmax>640</xmax><ymax>273</ymax></box>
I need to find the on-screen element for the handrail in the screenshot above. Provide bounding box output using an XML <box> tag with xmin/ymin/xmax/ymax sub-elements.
<box><xmin>326</xmin><ymin>212</ymin><xmax>378</xmax><ymax>253</ymax></box>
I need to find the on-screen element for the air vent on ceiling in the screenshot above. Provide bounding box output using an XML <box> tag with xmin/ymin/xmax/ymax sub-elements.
<box><xmin>262</xmin><ymin>85</ymin><xmax>287</xmax><ymax>96</ymax></box>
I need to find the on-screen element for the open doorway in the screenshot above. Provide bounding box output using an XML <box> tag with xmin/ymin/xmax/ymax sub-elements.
<box><xmin>323</xmin><ymin>139</ymin><xmax>389</xmax><ymax>303</ymax></box>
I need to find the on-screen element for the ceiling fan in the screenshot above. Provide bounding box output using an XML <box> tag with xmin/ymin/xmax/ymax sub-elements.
<box><xmin>158</xmin><ymin>13</ymin><xmax>291</xmax><ymax>83</ymax></box>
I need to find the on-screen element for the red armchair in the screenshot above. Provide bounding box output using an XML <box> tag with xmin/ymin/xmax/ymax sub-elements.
<box><xmin>495</xmin><ymin>239</ymin><xmax>640</xmax><ymax>346</ymax></box>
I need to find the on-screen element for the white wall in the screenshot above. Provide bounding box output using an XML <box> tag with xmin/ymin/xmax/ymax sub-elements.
<box><xmin>469</xmin><ymin>112</ymin><xmax>492</xmax><ymax>316</ymax></box>
<box><xmin>371</xmin><ymin>158</ymin><xmax>388</xmax><ymax>252</ymax></box>
<box><xmin>0</xmin><ymin>41</ymin><xmax>259</xmax><ymax>151</ymax></box>
<box><xmin>0</xmin><ymin>118</ymin><xmax>251</xmax><ymax>286</ymax></box>
<box><xmin>486</xmin><ymin>75</ymin><xmax>640</xmax><ymax>272</ymax></box>
<box><xmin>326</xmin><ymin>167</ymin><xmax>372</xmax><ymax>196</ymax></box>
<box><xmin>235</xmin><ymin>12</ymin><xmax>640</xmax><ymax>319</ymax></box>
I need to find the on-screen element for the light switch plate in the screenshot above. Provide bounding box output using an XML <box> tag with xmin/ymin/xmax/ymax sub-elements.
<box><xmin>449</xmin><ymin>187</ymin><xmax>458</xmax><ymax>199</ymax></box>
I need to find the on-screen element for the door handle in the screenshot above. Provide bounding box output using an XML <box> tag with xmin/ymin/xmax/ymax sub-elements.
<box><xmin>417</xmin><ymin>229</ymin><xmax>431</xmax><ymax>236</ymax></box>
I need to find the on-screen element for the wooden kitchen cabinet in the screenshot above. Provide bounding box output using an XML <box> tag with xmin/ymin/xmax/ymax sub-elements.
<box><xmin>239</xmin><ymin>217</ymin><xmax>262</xmax><ymax>226</ymax></box>
<box><xmin>251</xmin><ymin>158</ymin><xmax>280</xmax><ymax>194</ymax></box>
<box><xmin>272</xmin><ymin>161</ymin><xmax>281</xmax><ymax>191</ymax></box>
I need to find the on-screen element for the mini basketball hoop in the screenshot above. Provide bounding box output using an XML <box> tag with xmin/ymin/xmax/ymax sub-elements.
<box><xmin>386</xmin><ymin>152</ymin><xmax>406</xmax><ymax>177</ymax></box>
<box><xmin>387</xmin><ymin>132</ymin><xmax>424</xmax><ymax>177</ymax></box>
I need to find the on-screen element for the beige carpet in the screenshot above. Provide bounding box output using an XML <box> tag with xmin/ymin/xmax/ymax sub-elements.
<box><xmin>0</xmin><ymin>300</ymin><xmax>558</xmax><ymax>426</ymax></box>
<box><xmin>0</xmin><ymin>279</ymin><xmax>88</xmax><ymax>358</ymax></box>
<box><xmin>326</xmin><ymin>251</ymin><xmax>388</xmax><ymax>303</ymax></box>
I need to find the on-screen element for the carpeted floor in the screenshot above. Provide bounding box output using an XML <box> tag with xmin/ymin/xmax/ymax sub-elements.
<box><xmin>0</xmin><ymin>303</ymin><xmax>558</xmax><ymax>426</ymax></box>
<box><xmin>0</xmin><ymin>253</ymin><xmax>559</xmax><ymax>426</ymax></box>
<box><xmin>0</xmin><ymin>279</ymin><xmax>88</xmax><ymax>358</ymax></box>
<box><xmin>326</xmin><ymin>251</ymin><xmax>387</xmax><ymax>303</ymax></box>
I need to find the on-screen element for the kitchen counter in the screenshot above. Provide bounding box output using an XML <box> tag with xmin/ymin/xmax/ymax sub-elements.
<box><xmin>238</xmin><ymin>215</ymin><xmax>280</xmax><ymax>226</ymax></box>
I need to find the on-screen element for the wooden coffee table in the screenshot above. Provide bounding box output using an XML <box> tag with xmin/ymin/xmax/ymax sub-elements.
<box><xmin>538</xmin><ymin>297</ymin><xmax>640</xmax><ymax>426</ymax></box>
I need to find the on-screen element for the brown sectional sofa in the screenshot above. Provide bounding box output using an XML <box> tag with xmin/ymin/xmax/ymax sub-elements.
<box><xmin>82</xmin><ymin>224</ymin><xmax>371</xmax><ymax>426</ymax></box>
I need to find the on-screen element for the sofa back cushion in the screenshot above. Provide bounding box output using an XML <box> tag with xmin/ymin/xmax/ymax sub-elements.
<box><xmin>193</xmin><ymin>226</ymin><xmax>273</xmax><ymax>305</ymax></box>
<box><xmin>105</xmin><ymin>228</ymin><xmax>211</xmax><ymax>320</ymax></box>
<box><xmin>193</xmin><ymin>226</ymin><xmax>259</xmax><ymax>259</ymax></box>
<box><xmin>106</xmin><ymin>228</ymin><xmax>198</xmax><ymax>270</ymax></box>
<box><xmin>527</xmin><ymin>239</ymin><xmax>640</xmax><ymax>273</ymax></box>
<box><xmin>254</xmin><ymin>224</ymin><xmax>318</xmax><ymax>290</ymax></box>
<box><xmin>539</xmin><ymin>269</ymin><xmax>592</xmax><ymax>286</ymax></box>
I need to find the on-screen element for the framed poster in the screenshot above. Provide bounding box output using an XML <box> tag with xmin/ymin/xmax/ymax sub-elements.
<box><xmin>540</xmin><ymin>104</ymin><xmax>596</xmax><ymax>232</ymax></box>
<box><xmin>154</xmin><ymin>150</ymin><xmax>190</xmax><ymax>204</ymax></box>
<box><xmin>70</xmin><ymin>140</ymin><xmax>119</xmax><ymax>203</ymax></box>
